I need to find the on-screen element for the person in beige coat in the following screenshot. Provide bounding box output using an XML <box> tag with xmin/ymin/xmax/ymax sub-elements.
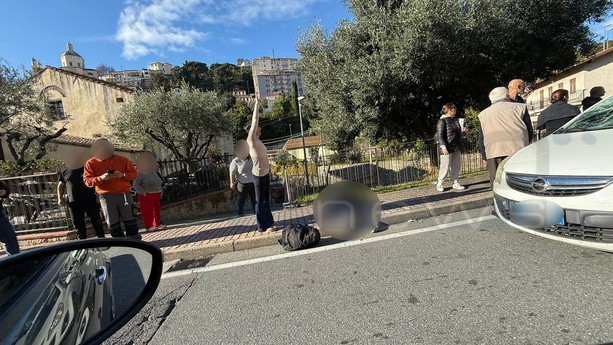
<box><xmin>478</xmin><ymin>87</ymin><xmax>533</xmax><ymax>187</ymax></box>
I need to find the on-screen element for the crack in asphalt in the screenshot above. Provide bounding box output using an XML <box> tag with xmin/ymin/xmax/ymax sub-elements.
<box><xmin>103</xmin><ymin>274</ymin><xmax>198</xmax><ymax>345</ymax></box>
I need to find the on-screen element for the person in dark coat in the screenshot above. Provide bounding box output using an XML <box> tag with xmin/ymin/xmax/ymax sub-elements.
<box><xmin>581</xmin><ymin>86</ymin><xmax>606</xmax><ymax>111</ymax></box>
<box><xmin>0</xmin><ymin>180</ymin><xmax>20</xmax><ymax>255</ymax></box>
<box><xmin>537</xmin><ymin>89</ymin><xmax>581</xmax><ymax>137</ymax></box>
<box><xmin>58</xmin><ymin>151</ymin><xmax>106</xmax><ymax>239</ymax></box>
<box><xmin>436</xmin><ymin>102</ymin><xmax>467</xmax><ymax>192</ymax></box>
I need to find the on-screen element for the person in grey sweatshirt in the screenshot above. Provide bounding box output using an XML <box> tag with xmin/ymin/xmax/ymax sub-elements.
<box><xmin>133</xmin><ymin>153</ymin><xmax>166</xmax><ymax>231</ymax></box>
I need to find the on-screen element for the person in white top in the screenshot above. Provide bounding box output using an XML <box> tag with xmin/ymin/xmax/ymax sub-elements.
<box><xmin>229</xmin><ymin>139</ymin><xmax>255</xmax><ymax>217</ymax></box>
<box><xmin>245</xmin><ymin>99</ymin><xmax>278</xmax><ymax>232</ymax></box>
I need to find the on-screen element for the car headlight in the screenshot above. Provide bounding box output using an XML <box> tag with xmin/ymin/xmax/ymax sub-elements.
<box><xmin>494</xmin><ymin>156</ymin><xmax>511</xmax><ymax>184</ymax></box>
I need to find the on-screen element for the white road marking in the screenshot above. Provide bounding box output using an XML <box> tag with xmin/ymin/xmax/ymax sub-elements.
<box><xmin>161</xmin><ymin>215</ymin><xmax>497</xmax><ymax>279</ymax></box>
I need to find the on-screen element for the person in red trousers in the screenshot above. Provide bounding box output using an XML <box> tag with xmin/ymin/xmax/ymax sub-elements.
<box><xmin>133</xmin><ymin>153</ymin><xmax>166</xmax><ymax>231</ymax></box>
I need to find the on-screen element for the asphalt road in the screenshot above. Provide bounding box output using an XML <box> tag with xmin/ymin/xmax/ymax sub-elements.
<box><xmin>107</xmin><ymin>207</ymin><xmax>613</xmax><ymax>344</ymax></box>
<box><xmin>104</xmin><ymin>247</ymin><xmax>152</xmax><ymax>317</ymax></box>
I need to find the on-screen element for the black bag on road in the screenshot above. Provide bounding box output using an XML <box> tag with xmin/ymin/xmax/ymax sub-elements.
<box><xmin>278</xmin><ymin>224</ymin><xmax>321</xmax><ymax>251</ymax></box>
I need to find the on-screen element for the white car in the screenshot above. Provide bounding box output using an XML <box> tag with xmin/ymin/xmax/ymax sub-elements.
<box><xmin>493</xmin><ymin>96</ymin><xmax>613</xmax><ymax>252</ymax></box>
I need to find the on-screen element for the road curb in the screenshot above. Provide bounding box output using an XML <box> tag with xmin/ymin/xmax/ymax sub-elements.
<box><xmin>380</xmin><ymin>195</ymin><xmax>493</xmax><ymax>225</ymax></box>
<box><xmin>160</xmin><ymin>193</ymin><xmax>493</xmax><ymax>262</ymax></box>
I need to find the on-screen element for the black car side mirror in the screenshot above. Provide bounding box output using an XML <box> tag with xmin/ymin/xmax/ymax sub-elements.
<box><xmin>0</xmin><ymin>239</ymin><xmax>163</xmax><ymax>345</ymax></box>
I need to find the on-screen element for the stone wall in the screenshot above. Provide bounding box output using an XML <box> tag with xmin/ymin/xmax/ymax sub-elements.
<box><xmin>160</xmin><ymin>188</ymin><xmax>255</xmax><ymax>223</ymax></box>
<box><xmin>38</xmin><ymin>67</ymin><xmax>134</xmax><ymax>138</ymax></box>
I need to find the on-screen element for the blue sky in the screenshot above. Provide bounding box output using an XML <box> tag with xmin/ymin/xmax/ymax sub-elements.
<box><xmin>0</xmin><ymin>0</ymin><xmax>611</xmax><ymax>71</ymax></box>
<box><xmin>0</xmin><ymin>0</ymin><xmax>352</xmax><ymax>70</ymax></box>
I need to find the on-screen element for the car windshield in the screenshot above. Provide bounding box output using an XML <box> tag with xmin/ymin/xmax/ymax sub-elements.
<box><xmin>558</xmin><ymin>96</ymin><xmax>613</xmax><ymax>133</ymax></box>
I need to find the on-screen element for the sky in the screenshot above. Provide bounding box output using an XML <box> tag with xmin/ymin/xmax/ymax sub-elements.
<box><xmin>0</xmin><ymin>0</ymin><xmax>352</xmax><ymax>70</ymax></box>
<box><xmin>0</xmin><ymin>0</ymin><xmax>611</xmax><ymax>71</ymax></box>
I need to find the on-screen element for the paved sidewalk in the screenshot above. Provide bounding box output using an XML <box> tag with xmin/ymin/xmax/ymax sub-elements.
<box><xmin>141</xmin><ymin>175</ymin><xmax>493</xmax><ymax>260</ymax></box>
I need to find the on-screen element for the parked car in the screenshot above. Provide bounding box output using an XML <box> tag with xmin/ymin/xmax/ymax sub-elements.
<box><xmin>493</xmin><ymin>96</ymin><xmax>613</xmax><ymax>251</ymax></box>
<box><xmin>0</xmin><ymin>248</ymin><xmax>115</xmax><ymax>344</ymax></box>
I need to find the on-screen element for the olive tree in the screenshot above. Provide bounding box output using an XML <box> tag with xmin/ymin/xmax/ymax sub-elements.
<box><xmin>109</xmin><ymin>87</ymin><xmax>234</xmax><ymax>168</ymax></box>
<box><xmin>298</xmin><ymin>0</ymin><xmax>613</xmax><ymax>149</ymax></box>
<box><xmin>0</xmin><ymin>60</ymin><xmax>67</xmax><ymax>168</ymax></box>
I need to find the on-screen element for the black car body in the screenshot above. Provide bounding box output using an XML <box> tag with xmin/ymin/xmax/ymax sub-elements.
<box><xmin>0</xmin><ymin>248</ymin><xmax>115</xmax><ymax>344</ymax></box>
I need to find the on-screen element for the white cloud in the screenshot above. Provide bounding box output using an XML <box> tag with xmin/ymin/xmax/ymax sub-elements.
<box><xmin>230</xmin><ymin>38</ymin><xmax>247</xmax><ymax>45</ymax></box>
<box><xmin>117</xmin><ymin>0</ymin><xmax>210</xmax><ymax>60</ymax></box>
<box><xmin>117</xmin><ymin>0</ymin><xmax>320</xmax><ymax>59</ymax></box>
<box><xmin>218</xmin><ymin>0</ymin><xmax>319</xmax><ymax>25</ymax></box>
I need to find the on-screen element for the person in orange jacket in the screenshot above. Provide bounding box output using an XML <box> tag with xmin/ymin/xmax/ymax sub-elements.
<box><xmin>83</xmin><ymin>138</ymin><xmax>141</xmax><ymax>239</ymax></box>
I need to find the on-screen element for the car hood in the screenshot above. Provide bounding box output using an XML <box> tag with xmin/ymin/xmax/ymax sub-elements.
<box><xmin>504</xmin><ymin>129</ymin><xmax>613</xmax><ymax>176</ymax></box>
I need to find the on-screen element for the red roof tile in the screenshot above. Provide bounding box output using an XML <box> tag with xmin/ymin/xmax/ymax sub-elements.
<box><xmin>53</xmin><ymin>134</ymin><xmax>141</xmax><ymax>152</ymax></box>
<box><xmin>283</xmin><ymin>135</ymin><xmax>326</xmax><ymax>150</ymax></box>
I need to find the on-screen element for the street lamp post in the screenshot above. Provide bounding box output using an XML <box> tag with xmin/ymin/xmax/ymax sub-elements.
<box><xmin>297</xmin><ymin>96</ymin><xmax>310</xmax><ymax>189</ymax></box>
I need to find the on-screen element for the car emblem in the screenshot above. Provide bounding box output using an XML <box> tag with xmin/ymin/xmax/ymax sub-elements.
<box><xmin>531</xmin><ymin>178</ymin><xmax>550</xmax><ymax>192</ymax></box>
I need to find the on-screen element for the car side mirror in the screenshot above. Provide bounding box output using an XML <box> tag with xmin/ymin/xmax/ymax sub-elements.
<box><xmin>0</xmin><ymin>239</ymin><xmax>163</xmax><ymax>345</ymax></box>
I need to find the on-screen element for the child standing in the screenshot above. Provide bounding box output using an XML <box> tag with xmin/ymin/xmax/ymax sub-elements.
<box><xmin>133</xmin><ymin>153</ymin><xmax>166</xmax><ymax>231</ymax></box>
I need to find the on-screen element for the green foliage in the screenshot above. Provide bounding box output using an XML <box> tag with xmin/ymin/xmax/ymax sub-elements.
<box><xmin>414</xmin><ymin>138</ymin><xmax>427</xmax><ymax>154</ymax></box>
<box><xmin>150</xmin><ymin>61</ymin><xmax>253</xmax><ymax>94</ymax></box>
<box><xmin>258</xmin><ymin>94</ymin><xmax>308</xmax><ymax>141</ymax></box>
<box><xmin>309</xmin><ymin>147</ymin><xmax>319</xmax><ymax>164</ymax></box>
<box><xmin>347</xmin><ymin>149</ymin><xmax>362</xmax><ymax>164</ymax></box>
<box><xmin>328</xmin><ymin>152</ymin><xmax>343</xmax><ymax>164</ymax></box>
<box><xmin>274</xmin><ymin>149</ymin><xmax>295</xmax><ymax>167</ymax></box>
<box><xmin>463</xmin><ymin>107</ymin><xmax>481</xmax><ymax>147</ymax></box>
<box><xmin>290</xmin><ymin>81</ymin><xmax>299</xmax><ymax>118</ymax></box>
<box><xmin>298</xmin><ymin>0</ymin><xmax>613</xmax><ymax>148</ymax></box>
<box><xmin>378</xmin><ymin>138</ymin><xmax>408</xmax><ymax>152</ymax></box>
<box><xmin>110</xmin><ymin>87</ymin><xmax>233</xmax><ymax>163</ymax></box>
<box><xmin>227</xmin><ymin>99</ymin><xmax>254</xmax><ymax>141</ymax></box>
<box><xmin>0</xmin><ymin>161</ymin><xmax>18</xmax><ymax>177</ymax></box>
<box><xmin>0</xmin><ymin>159</ymin><xmax>64</xmax><ymax>177</ymax></box>
<box><xmin>0</xmin><ymin>60</ymin><xmax>66</xmax><ymax>166</ymax></box>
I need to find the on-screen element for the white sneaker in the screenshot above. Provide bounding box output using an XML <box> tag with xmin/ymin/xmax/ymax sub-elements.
<box><xmin>436</xmin><ymin>183</ymin><xmax>444</xmax><ymax>192</ymax></box>
<box><xmin>157</xmin><ymin>224</ymin><xmax>167</xmax><ymax>230</ymax></box>
<box><xmin>147</xmin><ymin>227</ymin><xmax>159</xmax><ymax>231</ymax></box>
<box><xmin>452</xmin><ymin>182</ymin><xmax>465</xmax><ymax>190</ymax></box>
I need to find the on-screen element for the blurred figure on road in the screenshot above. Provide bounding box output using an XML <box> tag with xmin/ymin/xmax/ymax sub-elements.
<box><xmin>0</xmin><ymin>181</ymin><xmax>19</xmax><ymax>255</ymax></box>
<box><xmin>478</xmin><ymin>87</ymin><xmax>533</xmax><ymax>187</ymax></box>
<box><xmin>436</xmin><ymin>103</ymin><xmax>467</xmax><ymax>192</ymax></box>
<box><xmin>84</xmin><ymin>138</ymin><xmax>140</xmax><ymax>239</ymax></box>
<box><xmin>133</xmin><ymin>152</ymin><xmax>166</xmax><ymax>232</ymax></box>
<box><xmin>537</xmin><ymin>89</ymin><xmax>581</xmax><ymax>137</ymax></box>
<box><xmin>57</xmin><ymin>151</ymin><xmax>105</xmax><ymax>239</ymax></box>
<box><xmin>581</xmin><ymin>86</ymin><xmax>606</xmax><ymax>111</ymax></box>
<box><xmin>507</xmin><ymin>79</ymin><xmax>526</xmax><ymax>103</ymax></box>
<box><xmin>229</xmin><ymin>139</ymin><xmax>255</xmax><ymax>217</ymax></box>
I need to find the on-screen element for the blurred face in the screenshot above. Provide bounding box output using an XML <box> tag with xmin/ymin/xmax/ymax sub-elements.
<box><xmin>235</xmin><ymin>140</ymin><xmax>249</xmax><ymax>160</ymax></box>
<box><xmin>92</xmin><ymin>140</ymin><xmax>114</xmax><ymax>160</ymax></box>
<box><xmin>446</xmin><ymin>106</ymin><xmax>457</xmax><ymax>117</ymax></box>
<box><xmin>136</xmin><ymin>154</ymin><xmax>156</xmax><ymax>173</ymax></box>
<box><xmin>256</xmin><ymin>126</ymin><xmax>262</xmax><ymax>137</ymax></box>
<box><xmin>65</xmin><ymin>151</ymin><xmax>90</xmax><ymax>169</ymax></box>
